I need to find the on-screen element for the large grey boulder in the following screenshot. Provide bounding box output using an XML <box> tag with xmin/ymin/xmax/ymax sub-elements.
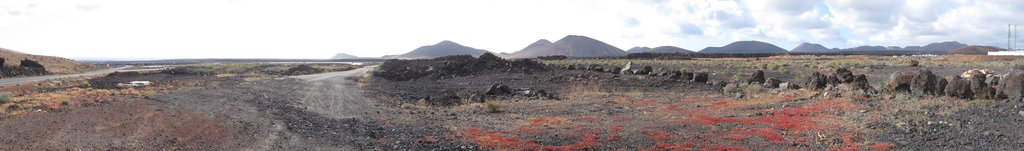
<box><xmin>747</xmin><ymin>70</ymin><xmax>765</xmax><ymax>84</ymax></box>
<box><xmin>804</xmin><ymin>72</ymin><xmax>828</xmax><ymax>90</ymax></box>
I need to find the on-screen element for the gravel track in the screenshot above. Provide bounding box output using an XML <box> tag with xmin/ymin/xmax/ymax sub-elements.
<box><xmin>0</xmin><ymin>66</ymin><xmax>131</xmax><ymax>87</ymax></box>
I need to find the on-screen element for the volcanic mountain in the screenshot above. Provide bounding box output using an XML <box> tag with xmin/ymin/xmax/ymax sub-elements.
<box><xmin>843</xmin><ymin>46</ymin><xmax>889</xmax><ymax>51</ymax></box>
<box><xmin>950</xmin><ymin>45</ymin><xmax>1004</xmax><ymax>55</ymax></box>
<box><xmin>790</xmin><ymin>43</ymin><xmax>831</xmax><ymax>52</ymax></box>
<box><xmin>698</xmin><ymin>41</ymin><xmax>787</xmax><ymax>53</ymax></box>
<box><xmin>625</xmin><ymin>47</ymin><xmax>652</xmax><ymax>53</ymax></box>
<box><xmin>647</xmin><ymin>46</ymin><xmax>694</xmax><ymax>53</ymax></box>
<box><xmin>920</xmin><ymin>41</ymin><xmax>968</xmax><ymax>52</ymax></box>
<box><xmin>388</xmin><ymin>41</ymin><xmax>490</xmax><ymax>59</ymax></box>
<box><xmin>518</xmin><ymin>39</ymin><xmax>552</xmax><ymax>52</ymax></box>
<box><xmin>0</xmin><ymin>47</ymin><xmax>100</xmax><ymax>74</ymax></box>
<box><xmin>329</xmin><ymin>53</ymin><xmax>360</xmax><ymax>59</ymax></box>
<box><xmin>508</xmin><ymin>35</ymin><xmax>626</xmax><ymax>58</ymax></box>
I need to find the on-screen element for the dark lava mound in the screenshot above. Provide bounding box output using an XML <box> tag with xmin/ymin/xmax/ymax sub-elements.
<box><xmin>373</xmin><ymin>53</ymin><xmax>547</xmax><ymax>81</ymax></box>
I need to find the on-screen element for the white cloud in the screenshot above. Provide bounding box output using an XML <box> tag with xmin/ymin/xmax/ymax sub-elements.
<box><xmin>0</xmin><ymin>0</ymin><xmax>1022</xmax><ymax>59</ymax></box>
<box><xmin>826</xmin><ymin>0</ymin><xmax>903</xmax><ymax>34</ymax></box>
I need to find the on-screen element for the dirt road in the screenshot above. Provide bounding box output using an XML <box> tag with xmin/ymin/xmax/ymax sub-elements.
<box><xmin>152</xmin><ymin>66</ymin><xmax>385</xmax><ymax>150</ymax></box>
<box><xmin>291</xmin><ymin>66</ymin><xmax>376</xmax><ymax>119</ymax></box>
<box><xmin>0</xmin><ymin>66</ymin><xmax>131</xmax><ymax>87</ymax></box>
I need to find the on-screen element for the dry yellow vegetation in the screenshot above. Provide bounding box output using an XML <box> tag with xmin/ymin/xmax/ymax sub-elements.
<box><xmin>0</xmin><ymin>47</ymin><xmax>104</xmax><ymax>74</ymax></box>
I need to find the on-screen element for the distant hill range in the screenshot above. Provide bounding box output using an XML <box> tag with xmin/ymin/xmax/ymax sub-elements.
<box><xmin>699</xmin><ymin>41</ymin><xmax>787</xmax><ymax>53</ymax></box>
<box><xmin>382</xmin><ymin>39</ymin><xmax>973</xmax><ymax>59</ymax></box>
<box><xmin>787</xmin><ymin>41</ymin><xmax>969</xmax><ymax>53</ymax></box>
<box><xmin>508</xmin><ymin>35</ymin><xmax>626</xmax><ymax>58</ymax></box>
<box><xmin>919</xmin><ymin>41</ymin><xmax>969</xmax><ymax>52</ymax></box>
<box><xmin>647</xmin><ymin>46</ymin><xmax>694</xmax><ymax>53</ymax></box>
<box><xmin>790</xmin><ymin>43</ymin><xmax>834</xmax><ymax>52</ymax></box>
<box><xmin>843</xmin><ymin>45</ymin><xmax>891</xmax><ymax>51</ymax></box>
<box><xmin>0</xmin><ymin>47</ymin><xmax>100</xmax><ymax>75</ymax></box>
<box><xmin>625</xmin><ymin>47</ymin><xmax>652</xmax><ymax>53</ymax></box>
<box><xmin>626</xmin><ymin>46</ymin><xmax>693</xmax><ymax>54</ymax></box>
<box><xmin>329</xmin><ymin>53</ymin><xmax>361</xmax><ymax>59</ymax></box>
<box><xmin>387</xmin><ymin>41</ymin><xmax>490</xmax><ymax>59</ymax></box>
<box><xmin>839</xmin><ymin>41</ymin><xmax>968</xmax><ymax>52</ymax></box>
<box><xmin>950</xmin><ymin>45</ymin><xmax>1004</xmax><ymax>55</ymax></box>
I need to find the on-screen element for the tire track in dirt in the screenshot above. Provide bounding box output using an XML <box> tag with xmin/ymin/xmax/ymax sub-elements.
<box><xmin>291</xmin><ymin>66</ymin><xmax>376</xmax><ymax>119</ymax></box>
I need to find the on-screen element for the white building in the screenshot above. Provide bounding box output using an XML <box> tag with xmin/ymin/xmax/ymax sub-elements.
<box><xmin>989</xmin><ymin>50</ymin><xmax>1024</xmax><ymax>56</ymax></box>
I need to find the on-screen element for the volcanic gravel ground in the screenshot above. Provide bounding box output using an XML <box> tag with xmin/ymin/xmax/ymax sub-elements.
<box><xmin>868</xmin><ymin>100</ymin><xmax>1024</xmax><ymax>150</ymax></box>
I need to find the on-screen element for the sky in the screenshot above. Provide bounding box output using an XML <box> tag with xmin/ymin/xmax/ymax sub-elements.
<box><xmin>1</xmin><ymin>0</ymin><xmax>1023</xmax><ymax>60</ymax></box>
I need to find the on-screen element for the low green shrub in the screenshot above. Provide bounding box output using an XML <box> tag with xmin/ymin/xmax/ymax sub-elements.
<box><xmin>0</xmin><ymin>93</ymin><xmax>10</xmax><ymax>104</ymax></box>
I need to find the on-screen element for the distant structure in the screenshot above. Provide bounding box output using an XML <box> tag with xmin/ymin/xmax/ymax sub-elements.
<box><xmin>994</xmin><ymin>24</ymin><xmax>1024</xmax><ymax>55</ymax></box>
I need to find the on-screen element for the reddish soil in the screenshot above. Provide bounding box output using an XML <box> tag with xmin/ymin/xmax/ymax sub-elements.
<box><xmin>0</xmin><ymin>98</ymin><xmax>252</xmax><ymax>150</ymax></box>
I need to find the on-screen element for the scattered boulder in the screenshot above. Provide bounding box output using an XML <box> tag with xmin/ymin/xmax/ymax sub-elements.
<box><xmin>836</xmin><ymin>68</ymin><xmax>855</xmax><ymax>83</ymax></box>
<box><xmin>969</xmin><ymin>76</ymin><xmax>995</xmax><ymax>99</ymax></box>
<box><xmin>826</xmin><ymin>75</ymin><xmax>840</xmax><ymax>86</ymax></box>
<box><xmin>780</xmin><ymin>82</ymin><xmax>800</xmax><ymax>89</ymax></box>
<box><xmin>711</xmin><ymin>80</ymin><xmax>728</xmax><ymax>91</ymax></box>
<box><xmin>1002</xmin><ymin>72</ymin><xmax>1024</xmax><ymax>101</ymax></box>
<box><xmin>651</xmin><ymin>68</ymin><xmax>665</xmax><ymax>76</ymax></box>
<box><xmin>620</xmin><ymin>62</ymin><xmax>632</xmax><ymax>74</ymax></box>
<box><xmin>285</xmin><ymin>65</ymin><xmax>324</xmax><ymax>75</ymax></box>
<box><xmin>887</xmin><ymin>71</ymin><xmax>915</xmax><ymax>93</ymax></box>
<box><xmin>945</xmin><ymin>76</ymin><xmax>973</xmax><ymax>99</ymax></box>
<box><xmin>692</xmin><ymin>72</ymin><xmax>709</xmax><ymax>83</ymax></box>
<box><xmin>669</xmin><ymin>71</ymin><xmax>683</xmax><ymax>80</ymax></box>
<box><xmin>635</xmin><ymin>66</ymin><xmax>653</xmax><ymax>75</ymax></box>
<box><xmin>13</xmin><ymin>59</ymin><xmax>47</xmax><ymax>76</ymax></box>
<box><xmin>910</xmin><ymin>70</ymin><xmax>939</xmax><ymax>95</ymax></box>
<box><xmin>680</xmin><ymin>72</ymin><xmax>695</xmax><ymax>81</ymax></box>
<box><xmin>804</xmin><ymin>72</ymin><xmax>828</xmax><ymax>90</ymax></box>
<box><xmin>478</xmin><ymin>53</ymin><xmax>502</xmax><ymax>62</ymax></box>
<box><xmin>747</xmin><ymin>70</ymin><xmax>765</xmax><ymax>84</ymax></box>
<box><xmin>763</xmin><ymin>77</ymin><xmax>781</xmax><ymax>88</ymax></box>
<box><xmin>987</xmin><ymin>76</ymin><xmax>1001</xmax><ymax>87</ymax></box>
<box><xmin>483</xmin><ymin>83</ymin><xmax>557</xmax><ymax>99</ymax></box>
<box><xmin>936</xmin><ymin>78</ymin><xmax>948</xmax><ymax>96</ymax></box>
<box><xmin>589</xmin><ymin>65</ymin><xmax>604</xmax><ymax>72</ymax></box>
<box><xmin>485</xmin><ymin>84</ymin><xmax>513</xmax><ymax>95</ymax></box>
<box><xmin>960</xmin><ymin>69</ymin><xmax>992</xmax><ymax>79</ymax></box>
<box><xmin>851</xmin><ymin>74</ymin><xmax>871</xmax><ymax>91</ymax></box>
<box><xmin>19</xmin><ymin>59</ymin><xmax>44</xmax><ymax>68</ymax></box>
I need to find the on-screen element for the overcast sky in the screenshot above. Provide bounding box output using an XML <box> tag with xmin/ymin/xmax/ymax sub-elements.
<box><xmin>1</xmin><ymin>0</ymin><xmax>1022</xmax><ymax>60</ymax></box>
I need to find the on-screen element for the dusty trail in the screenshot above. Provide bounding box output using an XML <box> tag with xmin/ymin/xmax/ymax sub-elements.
<box><xmin>0</xmin><ymin>66</ymin><xmax>131</xmax><ymax>87</ymax></box>
<box><xmin>291</xmin><ymin>66</ymin><xmax>376</xmax><ymax>119</ymax></box>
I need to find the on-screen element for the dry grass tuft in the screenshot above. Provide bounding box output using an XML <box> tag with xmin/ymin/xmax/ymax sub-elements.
<box><xmin>567</xmin><ymin>82</ymin><xmax>608</xmax><ymax>99</ymax></box>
